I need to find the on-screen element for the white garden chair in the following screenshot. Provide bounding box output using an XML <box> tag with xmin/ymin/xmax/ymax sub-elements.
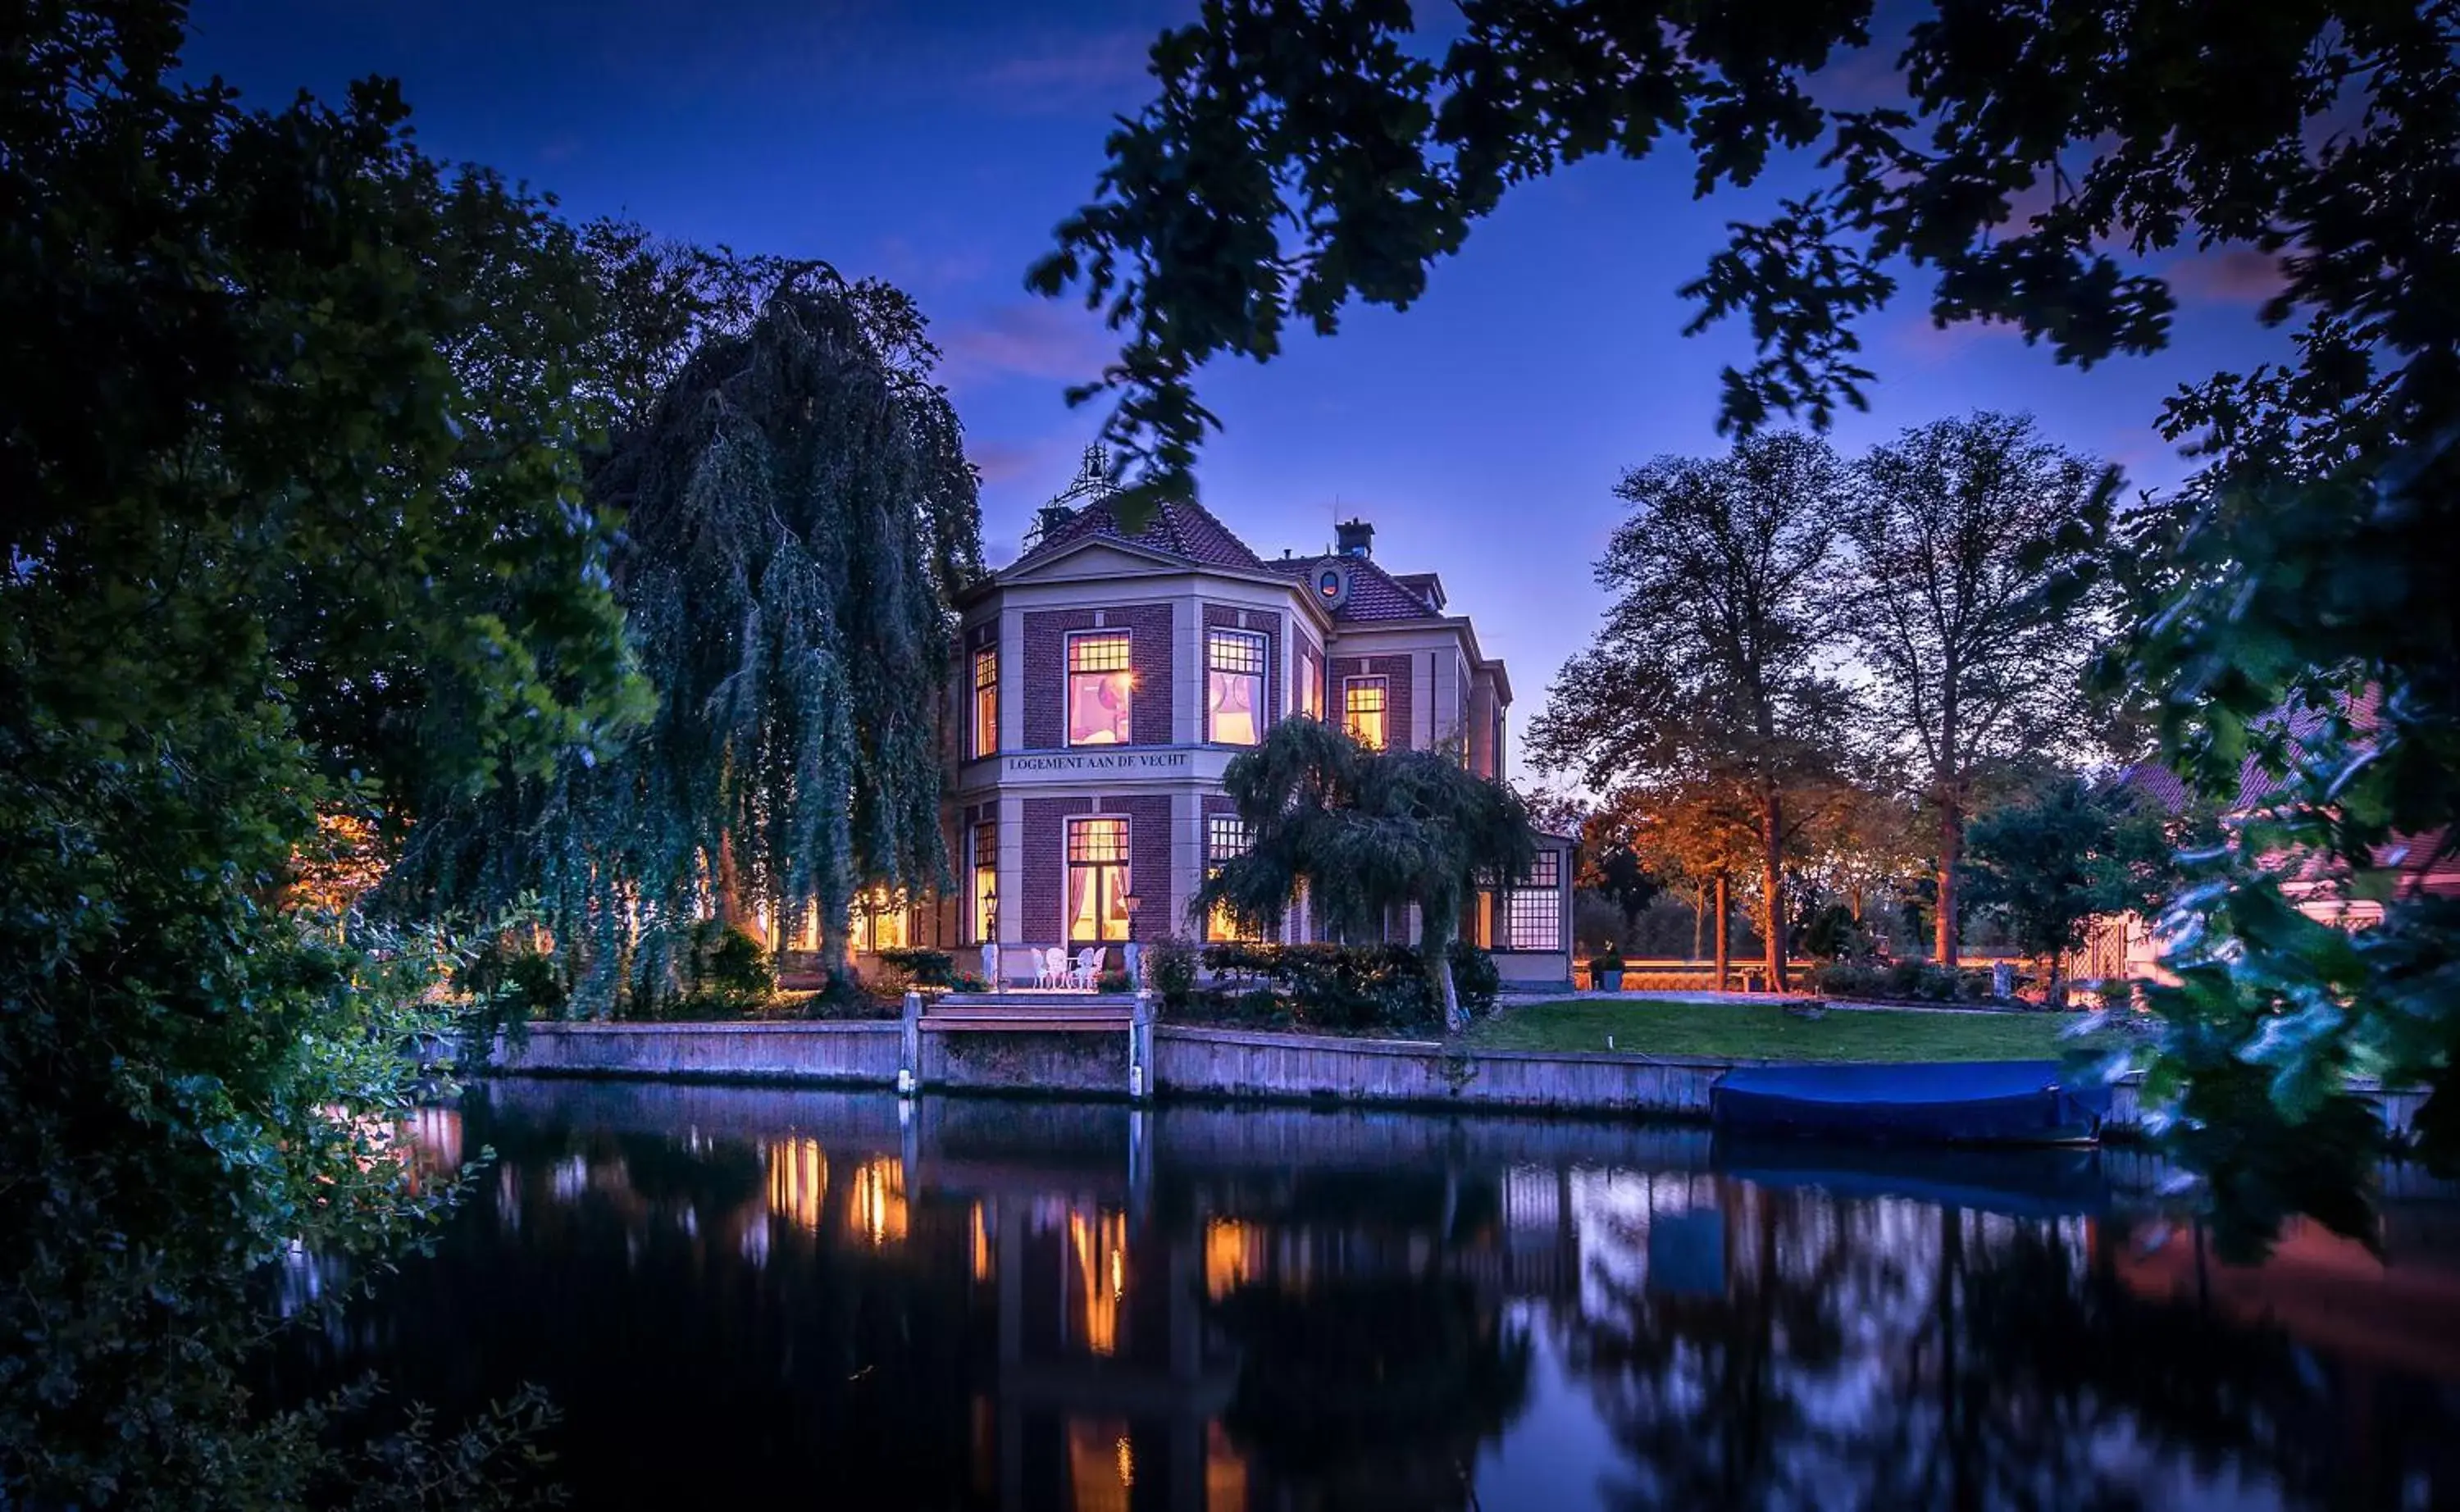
<box><xmin>1072</xmin><ymin>946</ymin><xmax>1104</xmax><ymax>991</ymax></box>
<box><xmin>1039</xmin><ymin>946</ymin><xmax>1067</xmax><ymax>991</ymax></box>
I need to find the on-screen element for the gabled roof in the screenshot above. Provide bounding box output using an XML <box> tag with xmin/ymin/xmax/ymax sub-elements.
<box><xmin>1265</xmin><ymin>553</ymin><xmax>1445</xmax><ymax>623</ymax></box>
<box><xmin>1010</xmin><ymin>497</ymin><xmax>1264</xmax><ymax>573</ymax></box>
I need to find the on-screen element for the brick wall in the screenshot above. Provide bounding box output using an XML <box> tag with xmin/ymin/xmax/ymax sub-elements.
<box><xmin>1293</xmin><ymin>635</ymin><xmax>1324</xmax><ymax>719</ymax></box>
<box><xmin>1017</xmin><ymin>795</ymin><xmax>1174</xmax><ymax>946</ymax></box>
<box><xmin>1329</xmin><ymin>653</ymin><xmax>1416</xmax><ymax>750</ymax></box>
<box><xmin>1019</xmin><ymin>796</ymin><xmax>1091</xmax><ymax>943</ymax></box>
<box><xmin>1022</xmin><ymin>604</ymin><xmax>1177</xmax><ymax>749</ymax></box>
<box><xmin>1111</xmin><ymin>795</ymin><xmax>1174</xmax><ymax>944</ymax></box>
<box><xmin>1201</xmin><ymin>603</ymin><xmax>1283</xmax><ymax>736</ymax></box>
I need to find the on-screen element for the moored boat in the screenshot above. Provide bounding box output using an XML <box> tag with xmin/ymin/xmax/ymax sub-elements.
<box><xmin>1710</xmin><ymin>1060</ymin><xmax>2108</xmax><ymax>1146</ymax></box>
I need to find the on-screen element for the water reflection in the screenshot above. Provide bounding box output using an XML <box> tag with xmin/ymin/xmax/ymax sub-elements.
<box><xmin>263</xmin><ymin>1085</ymin><xmax>2460</xmax><ymax>1510</ymax></box>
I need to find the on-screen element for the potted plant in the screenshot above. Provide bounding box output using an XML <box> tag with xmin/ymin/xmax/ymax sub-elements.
<box><xmin>1590</xmin><ymin>949</ymin><xmax>1626</xmax><ymax>993</ymax></box>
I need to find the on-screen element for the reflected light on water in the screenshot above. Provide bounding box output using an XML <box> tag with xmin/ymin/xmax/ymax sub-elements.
<box><xmin>1065</xmin><ymin>1419</ymin><xmax>1132</xmax><ymax>1512</ymax></box>
<box><xmin>849</xmin><ymin>1157</ymin><xmax>908</xmax><ymax>1247</ymax></box>
<box><xmin>1205</xmin><ymin>1421</ymin><xmax>1247</xmax><ymax>1512</ymax></box>
<box><xmin>766</xmin><ymin>1139</ymin><xmax>827</xmax><ymax>1233</ymax></box>
<box><xmin>1205</xmin><ymin>1217</ymin><xmax>1258</xmax><ymax>1300</ymax></box>
<box><xmin>1069</xmin><ymin>1209</ymin><xmax>1128</xmax><ymax>1355</ymax></box>
<box><xmin>276</xmin><ymin>1086</ymin><xmax>2460</xmax><ymax>1510</ymax></box>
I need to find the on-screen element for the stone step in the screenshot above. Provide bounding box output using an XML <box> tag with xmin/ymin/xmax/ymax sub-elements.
<box><xmin>933</xmin><ymin>993</ymin><xmax>1135</xmax><ymax>1008</ymax></box>
<box><xmin>922</xmin><ymin>1016</ymin><xmax>1134</xmax><ymax>1033</ymax></box>
<box><xmin>927</xmin><ymin>1004</ymin><xmax>1136</xmax><ymax>1019</ymax></box>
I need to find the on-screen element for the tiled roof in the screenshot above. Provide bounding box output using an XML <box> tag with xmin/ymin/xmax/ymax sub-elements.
<box><xmin>2121</xmin><ymin>686</ymin><xmax>2458</xmax><ymax>894</ymax></box>
<box><xmin>1266</xmin><ymin>553</ymin><xmax>1444</xmax><ymax>622</ymax></box>
<box><xmin>2120</xmin><ymin>690</ymin><xmax>2377</xmax><ymax>816</ymax></box>
<box><xmin>1010</xmin><ymin>497</ymin><xmax>1264</xmax><ymax>572</ymax></box>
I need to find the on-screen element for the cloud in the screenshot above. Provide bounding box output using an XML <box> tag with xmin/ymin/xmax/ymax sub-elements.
<box><xmin>2166</xmin><ymin>246</ymin><xmax>2288</xmax><ymax>305</ymax></box>
<box><xmin>968</xmin><ymin>439</ymin><xmax>1050</xmax><ymax>485</ymax></box>
<box><xmin>1885</xmin><ymin>310</ymin><xmax>2027</xmax><ymax>361</ymax></box>
<box><xmin>976</xmin><ymin>30</ymin><xmax>1155</xmax><ymax>112</ymax></box>
<box><xmin>870</xmin><ymin>235</ymin><xmax>992</xmax><ymax>294</ymax></box>
<box><xmin>940</xmin><ymin>301</ymin><xmax>1114</xmax><ymax>388</ymax></box>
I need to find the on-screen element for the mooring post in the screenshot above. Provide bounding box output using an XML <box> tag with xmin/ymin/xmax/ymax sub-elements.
<box><xmin>1128</xmin><ymin>988</ymin><xmax>1155</xmax><ymax>1101</ymax></box>
<box><xmin>900</xmin><ymin>989</ymin><xmax>922</xmax><ymax>1095</ymax></box>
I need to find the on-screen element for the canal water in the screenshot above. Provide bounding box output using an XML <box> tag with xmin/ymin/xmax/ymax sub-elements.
<box><xmin>271</xmin><ymin>1081</ymin><xmax>2460</xmax><ymax>1510</ymax></box>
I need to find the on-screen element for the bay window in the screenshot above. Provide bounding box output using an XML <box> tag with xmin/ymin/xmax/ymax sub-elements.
<box><xmin>1206</xmin><ymin>629</ymin><xmax>1265</xmax><ymax>745</ymax></box>
<box><xmin>1067</xmin><ymin>632</ymin><xmax>1133</xmax><ymax>746</ymax></box>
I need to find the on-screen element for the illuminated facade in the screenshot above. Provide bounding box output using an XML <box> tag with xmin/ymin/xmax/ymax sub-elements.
<box><xmin>911</xmin><ymin>471</ymin><xmax>1573</xmax><ymax>990</ymax></box>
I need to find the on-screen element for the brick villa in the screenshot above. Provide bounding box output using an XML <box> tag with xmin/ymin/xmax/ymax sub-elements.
<box><xmin>835</xmin><ymin>458</ymin><xmax>1573</xmax><ymax>991</ymax></box>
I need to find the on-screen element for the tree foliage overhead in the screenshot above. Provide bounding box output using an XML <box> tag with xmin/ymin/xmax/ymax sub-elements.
<box><xmin>1195</xmin><ymin>717</ymin><xmax>1538</xmax><ymax>1031</ymax></box>
<box><xmin>1842</xmin><ymin>412</ymin><xmax>2117</xmax><ymax>965</ymax></box>
<box><xmin>1046</xmin><ymin>0</ymin><xmax>2460</xmax><ymax>1241</ymax></box>
<box><xmin>395</xmin><ymin>276</ymin><xmax>983</xmax><ymax>1004</ymax></box>
<box><xmin>1530</xmin><ymin>432</ymin><xmax>1856</xmax><ymax>991</ymax></box>
<box><xmin>2</xmin><ymin>2</ymin><xmax>637</xmax><ymax>1498</ymax></box>
<box><xmin>1031</xmin><ymin>0</ymin><xmax>2455</xmax><ymax>494</ymax></box>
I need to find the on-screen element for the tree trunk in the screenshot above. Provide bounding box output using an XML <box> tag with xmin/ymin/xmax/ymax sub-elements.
<box><xmin>1691</xmin><ymin>884</ymin><xmax>1706</xmax><ymax>961</ymax></box>
<box><xmin>1713</xmin><ymin>873</ymin><xmax>1730</xmax><ymax>989</ymax></box>
<box><xmin>714</xmin><ymin>831</ymin><xmax>763</xmax><ymax>945</ymax></box>
<box><xmin>1934</xmin><ymin>790</ymin><xmax>1961</xmax><ymax>967</ymax></box>
<box><xmin>1761</xmin><ymin>786</ymin><xmax>1789</xmax><ymax>995</ymax></box>
<box><xmin>1432</xmin><ymin>922</ymin><xmax>1465</xmax><ymax>1034</ymax></box>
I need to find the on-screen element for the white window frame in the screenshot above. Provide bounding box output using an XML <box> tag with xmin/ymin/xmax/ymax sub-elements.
<box><xmin>1064</xmin><ymin>631</ymin><xmax>1134</xmax><ymax>748</ymax></box>
<box><xmin>1205</xmin><ymin>628</ymin><xmax>1268</xmax><ymax>745</ymax></box>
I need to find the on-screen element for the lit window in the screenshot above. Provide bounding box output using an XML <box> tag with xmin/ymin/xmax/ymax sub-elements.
<box><xmin>1505</xmin><ymin>851</ymin><xmax>1562</xmax><ymax>951</ymax></box>
<box><xmin>852</xmin><ymin>888</ymin><xmax>908</xmax><ymax>953</ymax></box>
<box><xmin>1068</xmin><ymin>633</ymin><xmax>1133</xmax><ymax>746</ymax></box>
<box><xmin>1343</xmin><ymin>676</ymin><xmax>1387</xmax><ymax>750</ymax></box>
<box><xmin>971</xmin><ymin>646</ymin><xmax>998</xmax><ymax>760</ymax></box>
<box><xmin>1205</xmin><ymin>814</ymin><xmax>1258</xmax><ymax>941</ymax></box>
<box><xmin>972</xmin><ymin>822</ymin><xmax>997</xmax><ymax>944</ymax></box>
<box><xmin>1067</xmin><ymin>817</ymin><xmax>1132</xmax><ymax>945</ymax></box>
<box><xmin>1298</xmin><ymin>648</ymin><xmax>1323</xmax><ymax>720</ymax></box>
<box><xmin>1206</xmin><ymin>629</ymin><xmax>1266</xmax><ymax>745</ymax></box>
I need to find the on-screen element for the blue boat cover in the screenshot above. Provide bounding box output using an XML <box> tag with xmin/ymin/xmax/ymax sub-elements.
<box><xmin>1715</xmin><ymin>1140</ymin><xmax>2111</xmax><ymax>1219</ymax></box>
<box><xmin>1711</xmin><ymin>1060</ymin><xmax>2109</xmax><ymax>1145</ymax></box>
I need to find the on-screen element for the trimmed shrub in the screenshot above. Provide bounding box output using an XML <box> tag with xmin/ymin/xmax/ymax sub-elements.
<box><xmin>1447</xmin><ymin>940</ymin><xmax>1500</xmax><ymax>1017</ymax></box>
<box><xmin>1146</xmin><ymin>935</ymin><xmax>1200</xmax><ymax>1008</ymax></box>
<box><xmin>1798</xmin><ymin>903</ymin><xmax>1875</xmax><ymax>963</ymax></box>
<box><xmin>782</xmin><ymin>981</ymin><xmax>902</xmax><ymax>1020</ymax></box>
<box><xmin>1195</xmin><ymin>940</ymin><xmax>1493</xmax><ymax>1032</ymax></box>
<box><xmin>459</xmin><ymin>939</ymin><xmax>567</xmax><ymax>1020</ymax></box>
<box><xmin>876</xmin><ymin>947</ymin><xmax>955</xmax><ymax>989</ymax></box>
<box><xmin>667</xmin><ymin>920</ymin><xmax>776</xmax><ymax>1018</ymax></box>
<box><xmin>1807</xmin><ymin>958</ymin><xmax>1996</xmax><ymax>1004</ymax></box>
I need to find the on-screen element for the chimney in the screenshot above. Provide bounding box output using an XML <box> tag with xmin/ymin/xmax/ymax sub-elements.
<box><xmin>1336</xmin><ymin>517</ymin><xmax>1374</xmax><ymax>558</ymax></box>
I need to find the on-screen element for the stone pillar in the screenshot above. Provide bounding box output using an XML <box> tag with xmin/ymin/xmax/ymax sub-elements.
<box><xmin>1129</xmin><ymin>989</ymin><xmax>1155</xmax><ymax>1101</ymax></box>
<box><xmin>900</xmin><ymin>989</ymin><xmax>922</xmax><ymax>1094</ymax></box>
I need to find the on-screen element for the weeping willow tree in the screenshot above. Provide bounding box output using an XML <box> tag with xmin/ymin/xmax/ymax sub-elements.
<box><xmin>394</xmin><ymin>271</ymin><xmax>982</xmax><ymax>1007</ymax></box>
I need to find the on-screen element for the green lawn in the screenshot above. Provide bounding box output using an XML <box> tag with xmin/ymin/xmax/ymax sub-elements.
<box><xmin>1465</xmin><ymin>998</ymin><xmax>2119</xmax><ymax>1063</ymax></box>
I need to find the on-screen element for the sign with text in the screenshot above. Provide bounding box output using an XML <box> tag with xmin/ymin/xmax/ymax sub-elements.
<box><xmin>1002</xmin><ymin>749</ymin><xmax>1192</xmax><ymax>778</ymax></box>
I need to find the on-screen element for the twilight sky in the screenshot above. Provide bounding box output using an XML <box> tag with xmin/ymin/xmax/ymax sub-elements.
<box><xmin>185</xmin><ymin>0</ymin><xmax>2288</xmax><ymax>783</ymax></box>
